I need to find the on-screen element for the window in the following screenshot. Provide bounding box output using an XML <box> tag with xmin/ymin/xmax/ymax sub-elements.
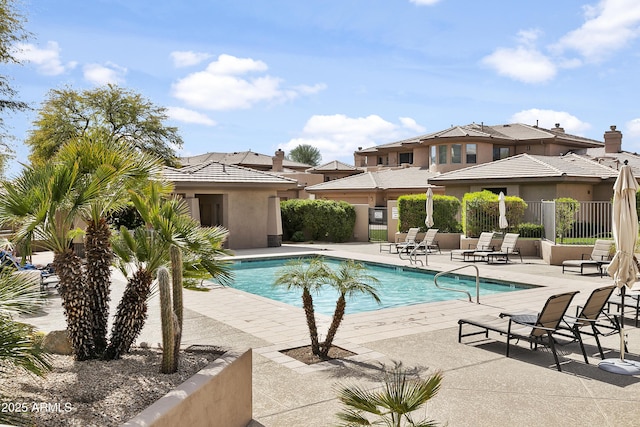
<box><xmin>493</xmin><ymin>147</ymin><xmax>510</xmax><ymax>161</ymax></box>
<box><xmin>438</xmin><ymin>145</ymin><xmax>447</xmax><ymax>164</ymax></box>
<box><xmin>430</xmin><ymin>146</ymin><xmax>436</xmax><ymax>166</ymax></box>
<box><xmin>451</xmin><ymin>144</ymin><xmax>461</xmax><ymax>164</ymax></box>
<box><xmin>377</xmin><ymin>156</ymin><xmax>387</xmax><ymax>165</ymax></box>
<box><xmin>466</xmin><ymin>144</ymin><xmax>477</xmax><ymax>164</ymax></box>
<box><xmin>398</xmin><ymin>152</ymin><xmax>413</xmax><ymax>165</ymax></box>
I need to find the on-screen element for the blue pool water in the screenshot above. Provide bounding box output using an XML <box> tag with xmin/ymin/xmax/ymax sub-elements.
<box><xmin>225</xmin><ymin>257</ymin><xmax>532</xmax><ymax>315</ymax></box>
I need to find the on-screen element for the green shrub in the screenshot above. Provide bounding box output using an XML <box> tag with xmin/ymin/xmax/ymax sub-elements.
<box><xmin>397</xmin><ymin>194</ymin><xmax>462</xmax><ymax>233</ymax></box>
<box><xmin>280</xmin><ymin>199</ymin><xmax>356</xmax><ymax>243</ymax></box>
<box><xmin>518</xmin><ymin>222</ymin><xmax>543</xmax><ymax>238</ymax></box>
<box><xmin>462</xmin><ymin>191</ymin><xmax>527</xmax><ymax>237</ymax></box>
<box><xmin>291</xmin><ymin>231</ymin><xmax>306</xmax><ymax>242</ymax></box>
<box><xmin>555</xmin><ymin>197</ymin><xmax>579</xmax><ymax>243</ymax></box>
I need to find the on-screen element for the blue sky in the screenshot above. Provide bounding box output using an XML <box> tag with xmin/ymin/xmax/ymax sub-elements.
<box><xmin>6</xmin><ymin>0</ymin><xmax>640</xmax><ymax>174</ymax></box>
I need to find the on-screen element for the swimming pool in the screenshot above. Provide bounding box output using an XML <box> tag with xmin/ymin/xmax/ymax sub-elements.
<box><xmin>224</xmin><ymin>256</ymin><xmax>533</xmax><ymax>315</ymax></box>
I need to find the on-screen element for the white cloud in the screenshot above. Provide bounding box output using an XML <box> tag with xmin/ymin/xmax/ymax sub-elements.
<box><xmin>12</xmin><ymin>41</ymin><xmax>76</xmax><ymax>75</ymax></box>
<box><xmin>83</xmin><ymin>62</ymin><xmax>127</xmax><ymax>85</ymax></box>
<box><xmin>509</xmin><ymin>109</ymin><xmax>591</xmax><ymax>134</ymax></box>
<box><xmin>170</xmin><ymin>51</ymin><xmax>213</xmax><ymax>67</ymax></box>
<box><xmin>399</xmin><ymin>117</ymin><xmax>426</xmax><ymax>133</ymax></box>
<box><xmin>409</xmin><ymin>0</ymin><xmax>441</xmax><ymax>5</ymax></box>
<box><xmin>552</xmin><ymin>0</ymin><xmax>640</xmax><ymax>62</ymax></box>
<box><xmin>279</xmin><ymin>114</ymin><xmax>425</xmax><ymax>162</ymax></box>
<box><xmin>166</xmin><ymin>107</ymin><xmax>216</xmax><ymax>126</ymax></box>
<box><xmin>482</xmin><ymin>29</ymin><xmax>557</xmax><ymax>84</ymax></box>
<box><xmin>626</xmin><ymin>118</ymin><xmax>640</xmax><ymax>138</ymax></box>
<box><xmin>172</xmin><ymin>54</ymin><xmax>325</xmax><ymax>110</ymax></box>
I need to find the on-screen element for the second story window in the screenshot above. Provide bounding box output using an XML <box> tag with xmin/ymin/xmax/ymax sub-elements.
<box><xmin>451</xmin><ymin>144</ymin><xmax>461</xmax><ymax>164</ymax></box>
<box><xmin>493</xmin><ymin>147</ymin><xmax>510</xmax><ymax>161</ymax></box>
<box><xmin>430</xmin><ymin>146</ymin><xmax>436</xmax><ymax>166</ymax></box>
<box><xmin>398</xmin><ymin>152</ymin><xmax>413</xmax><ymax>165</ymax></box>
<box><xmin>466</xmin><ymin>144</ymin><xmax>477</xmax><ymax>164</ymax></box>
<box><xmin>438</xmin><ymin>145</ymin><xmax>447</xmax><ymax>164</ymax></box>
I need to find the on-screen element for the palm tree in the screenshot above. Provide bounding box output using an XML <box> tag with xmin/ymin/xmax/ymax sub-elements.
<box><xmin>105</xmin><ymin>182</ymin><xmax>231</xmax><ymax>360</ymax></box>
<box><xmin>335</xmin><ymin>363</ymin><xmax>443</xmax><ymax>427</ymax></box>
<box><xmin>104</xmin><ymin>227</ymin><xmax>166</xmax><ymax>359</ymax></box>
<box><xmin>320</xmin><ymin>260</ymin><xmax>380</xmax><ymax>357</ymax></box>
<box><xmin>54</xmin><ymin>133</ymin><xmax>163</xmax><ymax>354</ymax></box>
<box><xmin>274</xmin><ymin>258</ymin><xmax>329</xmax><ymax>355</ymax></box>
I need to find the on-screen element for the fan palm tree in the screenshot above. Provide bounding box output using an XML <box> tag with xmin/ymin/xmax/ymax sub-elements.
<box><xmin>105</xmin><ymin>182</ymin><xmax>231</xmax><ymax>360</ymax></box>
<box><xmin>54</xmin><ymin>133</ymin><xmax>163</xmax><ymax>354</ymax></box>
<box><xmin>320</xmin><ymin>260</ymin><xmax>380</xmax><ymax>357</ymax></box>
<box><xmin>336</xmin><ymin>363</ymin><xmax>443</xmax><ymax>427</ymax></box>
<box><xmin>274</xmin><ymin>258</ymin><xmax>329</xmax><ymax>355</ymax></box>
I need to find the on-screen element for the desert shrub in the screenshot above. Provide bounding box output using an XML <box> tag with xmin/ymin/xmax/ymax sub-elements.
<box><xmin>397</xmin><ymin>194</ymin><xmax>462</xmax><ymax>233</ymax></box>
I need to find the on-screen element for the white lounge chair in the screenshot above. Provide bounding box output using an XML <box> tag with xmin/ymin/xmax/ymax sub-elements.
<box><xmin>450</xmin><ymin>232</ymin><xmax>494</xmax><ymax>261</ymax></box>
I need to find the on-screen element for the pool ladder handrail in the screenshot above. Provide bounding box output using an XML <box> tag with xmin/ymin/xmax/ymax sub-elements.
<box><xmin>407</xmin><ymin>244</ymin><xmax>427</xmax><ymax>266</ymax></box>
<box><xmin>433</xmin><ymin>264</ymin><xmax>480</xmax><ymax>304</ymax></box>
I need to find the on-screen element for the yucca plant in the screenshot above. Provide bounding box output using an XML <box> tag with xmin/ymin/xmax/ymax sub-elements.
<box><xmin>336</xmin><ymin>363</ymin><xmax>443</xmax><ymax>427</ymax></box>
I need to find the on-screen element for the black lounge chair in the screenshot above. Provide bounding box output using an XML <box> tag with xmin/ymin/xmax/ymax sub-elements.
<box><xmin>458</xmin><ymin>291</ymin><xmax>580</xmax><ymax>371</ymax></box>
<box><xmin>555</xmin><ymin>285</ymin><xmax>620</xmax><ymax>360</ymax></box>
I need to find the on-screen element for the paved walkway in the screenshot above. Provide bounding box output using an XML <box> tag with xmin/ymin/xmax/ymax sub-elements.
<box><xmin>23</xmin><ymin>244</ymin><xmax>640</xmax><ymax>426</ymax></box>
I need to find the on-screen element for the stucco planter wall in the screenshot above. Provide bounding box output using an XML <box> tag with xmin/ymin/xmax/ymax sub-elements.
<box><xmin>539</xmin><ymin>240</ymin><xmax>612</xmax><ymax>266</ymax></box>
<box><xmin>123</xmin><ymin>348</ymin><xmax>252</xmax><ymax>427</ymax></box>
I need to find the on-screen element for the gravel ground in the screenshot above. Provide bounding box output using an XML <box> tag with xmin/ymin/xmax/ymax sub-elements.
<box><xmin>1</xmin><ymin>347</ymin><xmax>224</xmax><ymax>427</ymax></box>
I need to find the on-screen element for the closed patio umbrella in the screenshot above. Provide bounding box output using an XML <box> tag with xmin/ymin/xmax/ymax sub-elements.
<box><xmin>498</xmin><ymin>192</ymin><xmax>508</xmax><ymax>230</ymax></box>
<box><xmin>600</xmin><ymin>162</ymin><xmax>640</xmax><ymax>375</ymax></box>
<box><xmin>425</xmin><ymin>188</ymin><xmax>434</xmax><ymax>228</ymax></box>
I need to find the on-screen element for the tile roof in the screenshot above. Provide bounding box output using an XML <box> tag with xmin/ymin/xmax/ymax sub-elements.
<box><xmin>307</xmin><ymin>160</ymin><xmax>359</xmax><ymax>172</ymax></box>
<box><xmin>163</xmin><ymin>161</ymin><xmax>299</xmax><ymax>186</ymax></box>
<box><xmin>180</xmin><ymin>151</ymin><xmax>311</xmax><ymax>169</ymax></box>
<box><xmin>306</xmin><ymin>167</ymin><xmax>439</xmax><ymax>191</ymax></box>
<box><xmin>577</xmin><ymin>147</ymin><xmax>640</xmax><ymax>177</ymax></box>
<box><xmin>429</xmin><ymin>153</ymin><xmax>619</xmax><ymax>182</ymax></box>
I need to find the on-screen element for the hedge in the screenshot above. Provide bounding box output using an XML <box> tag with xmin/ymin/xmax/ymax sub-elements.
<box><xmin>280</xmin><ymin>199</ymin><xmax>356</xmax><ymax>243</ymax></box>
<box><xmin>462</xmin><ymin>191</ymin><xmax>527</xmax><ymax>237</ymax></box>
<box><xmin>397</xmin><ymin>194</ymin><xmax>462</xmax><ymax>233</ymax></box>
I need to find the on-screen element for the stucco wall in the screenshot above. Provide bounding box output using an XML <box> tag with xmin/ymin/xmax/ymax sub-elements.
<box><xmin>123</xmin><ymin>349</ymin><xmax>252</xmax><ymax>427</ymax></box>
<box><xmin>352</xmin><ymin>204</ymin><xmax>370</xmax><ymax>242</ymax></box>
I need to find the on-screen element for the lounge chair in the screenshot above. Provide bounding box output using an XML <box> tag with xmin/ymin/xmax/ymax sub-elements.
<box><xmin>474</xmin><ymin>233</ymin><xmax>522</xmax><ymax>263</ymax></box>
<box><xmin>561</xmin><ymin>240</ymin><xmax>613</xmax><ymax>276</ymax></box>
<box><xmin>0</xmin><ymin>250</ymin><xmax>57</xmax><ymax>291</ymax></box>
<box><xmin>394</xmin><ymin>227</ymin><xmax>420</xmax><ymax>254</ymax></box>
<box><xmin>450</xmin><ymin>232</ymin><xmax>494</xmax><ymax>261</ymax></box>
<box><xmin>399</xmin><ymin>228</ymin><xmax>440</xmax><ymax>259</ymax></box>
<box><xmin>458</xmin><ymin>291</ymin><xmax>581</xmax><ymax>371</ymax></box>
<box><xmin>556</xmin><ymin>285</ymin><xmax>619</xmax><ymax>360</ymax></box>
<box><xmin>606</xmin><ymin>291</ymin><xmax>640</xmax><ymax>328</ymax></box>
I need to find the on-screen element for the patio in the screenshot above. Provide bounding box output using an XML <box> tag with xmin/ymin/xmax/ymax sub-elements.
<box><xmin>25</xmin><ymin>243</ymin><xmax>640</xmax><ymax>426</ymax></box>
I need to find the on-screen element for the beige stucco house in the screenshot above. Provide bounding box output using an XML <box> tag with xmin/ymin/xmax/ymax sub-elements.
<box><xmin>163</xmin><ymin>161</ymin><xmax>299</xmax><ymax>249</ymax></box>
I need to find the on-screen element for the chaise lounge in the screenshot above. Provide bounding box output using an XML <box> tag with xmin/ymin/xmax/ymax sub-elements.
<box><xmin>473</xmin><ymin>233</ymin><xmax>522</xmax><ymax>263</ymax></box>
<box><xmin>450</xmin><ymin>232</ymin><xmax>494</xmax><ymax>261</ymax></box>
<box><xmin>561</xmin><ymin>239</ymin><xmax>613</xmax><ymax>276</ymax></box>
<box><xmin>399</xmin><ymin>228</ymin><xmax>440</xmax><ymax>259</ymax></box>
<box><xmin>458</xmin><ymin>291</ymin><xmax>581</xmax><ymax>371</ymax></box>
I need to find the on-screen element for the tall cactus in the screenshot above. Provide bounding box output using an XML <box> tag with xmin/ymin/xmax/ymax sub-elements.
<box><xmin>158</xmin><ymin>266</ymin><xmax>179</xmax><ymax>374</ymax></box>
<box><xmin>170</xmin><ymin>245</ymin><xmax>183</xmax><ymax>372</ymax></box>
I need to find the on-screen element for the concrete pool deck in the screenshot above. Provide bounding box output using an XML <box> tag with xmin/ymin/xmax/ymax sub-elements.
<box><xmin>23</xmin><ymin>243</ymin><xmax>640</xmax><ymax>426</ymax></box>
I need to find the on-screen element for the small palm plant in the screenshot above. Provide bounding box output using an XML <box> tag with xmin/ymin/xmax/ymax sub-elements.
<box><xmin>0</xmin><ymin>271</ymin><xmax>51</xmax><ymax>427</ymax></box>
<box><xmin>321</xmin><ymin>260</ymin><xmax>380</xmax><ymax>357</ymax></box>
<box><xmin>274</xmin><ymin>257</ymin><xmax>329</xmax><ymax>355</ymax></box>
<box><xmin>336</xmin><ymin>363</ymin><xmax>443</xmax><ymax>427</ymax></box>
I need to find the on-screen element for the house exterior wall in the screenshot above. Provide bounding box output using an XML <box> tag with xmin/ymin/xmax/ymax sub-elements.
<box><xmin>313</xmin><ymin>192</ymin><xmax>372</xmax><ymax>206</ymax></box>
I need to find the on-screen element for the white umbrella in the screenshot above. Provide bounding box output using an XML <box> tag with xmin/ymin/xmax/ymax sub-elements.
<box><xmin>498</xmin><ymin>192</ymin><xmax>508</xmax><ymax>230</ymax></box>
<box><xmin>425</xmin><ymin>188</ymin><xmax>434</xmax><ymax>228</ymax></box>
<box><xmin>600</xmin><ymin>163</ymin><xmax>640</xmax><ymax>375</ymax></box>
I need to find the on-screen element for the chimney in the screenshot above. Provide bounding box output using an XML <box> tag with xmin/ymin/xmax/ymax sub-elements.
<box><xmin>272</xmin><ymin>149</ymin><xmax>284</xmax><ymax>172</ymax></box>
<box><xmin>554</xmin><ymin>123</ymin><xmax>565</xmax><ymax>133</ymax></box>
<box><xmin>604</xmin><ymin>125</ymin><xmax>622</xmax><ymax>153</ymax></box>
